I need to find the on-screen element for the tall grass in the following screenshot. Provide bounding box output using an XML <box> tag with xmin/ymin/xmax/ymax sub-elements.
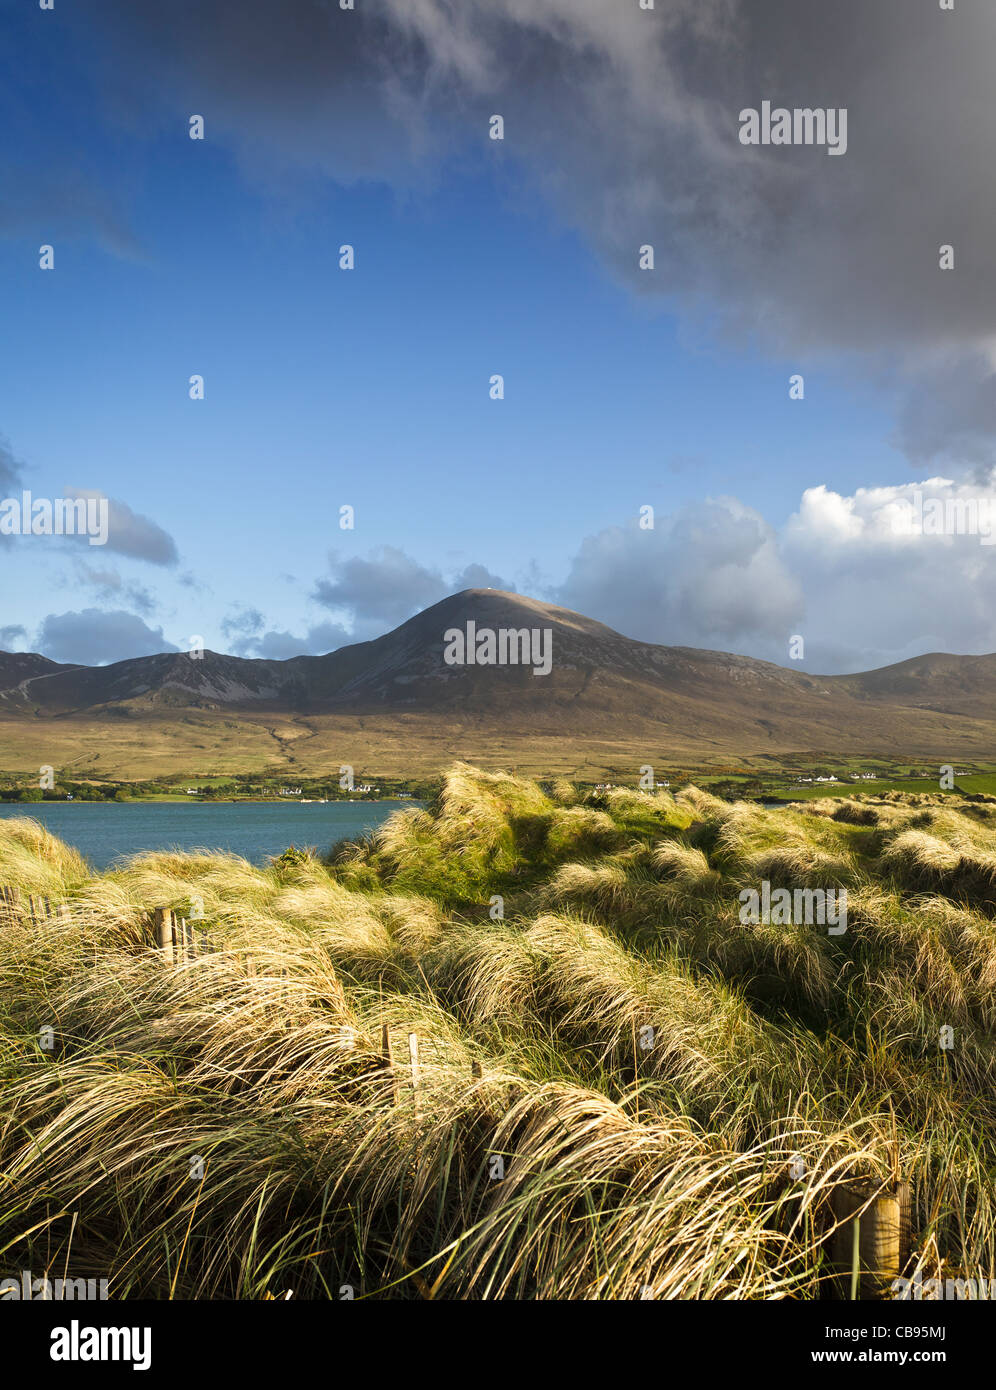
<box><xmin>1</xmin><ymin>773</ymin><xmax>995</xmax><ymax>1298</ymax></box>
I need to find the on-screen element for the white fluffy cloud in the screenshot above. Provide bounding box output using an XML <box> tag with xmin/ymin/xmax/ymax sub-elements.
<box><xmin>554</xmin><ymin>476</ymin><xmax>996</xmax><ymax>672</ymax></box>
<box><xmin>781</xmin><ymin>475</ymin><xmax>996</xmax><ymax>670</ymax></box>
<box><xmin>556</xmin><ymin>498</ymin><xmax>804</xmax><ymax>653</ymax></box>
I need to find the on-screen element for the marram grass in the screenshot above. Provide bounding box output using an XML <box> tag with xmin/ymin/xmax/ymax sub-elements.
<box><xmin>1</xmin><ymin>772</ymin><xmax>995</xmax><ymax>1299</ymax></box>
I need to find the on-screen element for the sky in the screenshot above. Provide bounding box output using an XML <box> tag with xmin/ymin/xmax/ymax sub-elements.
<box><xmin>1</xmin><ymin>0</ymin><xmax>994</xmax><ymax>674</ymax></box>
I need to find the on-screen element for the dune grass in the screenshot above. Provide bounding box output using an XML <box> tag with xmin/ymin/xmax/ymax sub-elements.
<box><xmin>1</xmin><ymin>767</ymin><xmax>995</xmax><ymax>1299</ymax></box>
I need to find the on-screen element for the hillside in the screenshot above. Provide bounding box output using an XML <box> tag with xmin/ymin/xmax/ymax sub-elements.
<box><xmin>0</xmin><ymin>590</ymin><xmax>993</xmax><ymax>777</ymax></box>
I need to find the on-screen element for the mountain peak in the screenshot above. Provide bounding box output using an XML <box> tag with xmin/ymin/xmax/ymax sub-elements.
<box><xmin>0</xmin><ymin>594</ymin><xmax>993</xmax><ymax>771</ymax></box>
<box><xmin>404</xmin><ymin>588</ymin><xmax>628</xmax><ymax>642</ymax></box>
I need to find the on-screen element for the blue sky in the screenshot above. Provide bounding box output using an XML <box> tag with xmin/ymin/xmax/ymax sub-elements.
<box><xmin>2</xmin><ymin>0</ymin><xmax>993</xmax><ymax>672</ymax></box>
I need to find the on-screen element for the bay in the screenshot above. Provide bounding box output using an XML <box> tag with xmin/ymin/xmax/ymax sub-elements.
<box><xmin>0</xmin><ymin>800</ymin><xmax>417</xmax><ymax>871</ymax></box>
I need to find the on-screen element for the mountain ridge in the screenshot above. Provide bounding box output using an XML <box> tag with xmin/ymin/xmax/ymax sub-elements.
<box><xmin>2</xmin><ymin>589</ymin><xmax>993</xmax><ymax>714</ymax></box>
<box><xmin>0</xmin><ymin>591</ymin><xmax>992</xmax><ymax>776</ymax></box>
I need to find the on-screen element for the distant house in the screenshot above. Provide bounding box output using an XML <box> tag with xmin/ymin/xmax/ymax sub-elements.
<box><xmin>279</xmin><ymin>787</ymin><xmax>302</xmax><ymax>797</ymax></box>
<box><xmin>185</xmin><ymin>788</ymin><xmax>199</xmax><ymax>795</ymax></box>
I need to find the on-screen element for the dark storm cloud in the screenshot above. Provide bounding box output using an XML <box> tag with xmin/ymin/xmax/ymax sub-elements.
<box><xmin>894</xmin><ymin>356</ymin><xmax>996</xmax><ymax>473</ymax></box>
<box><xmin>89</xmin><ymin>0</ymin><xmax>996</xmax><ymax>466</ymax></box>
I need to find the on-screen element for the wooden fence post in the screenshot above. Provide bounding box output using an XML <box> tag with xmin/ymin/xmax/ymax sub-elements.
<box><xmin>408</xmin><ymin>1032</ymin><xmax>421</xmax><ymax>1120</ymax></box>
<box><xmin>154</xmin><ymin>907</ymin><xmax>174</xmax><ymax>964</ymax></box>
<box><xmin>831</xmin><ymin>1180</ymin><xmax>909</xmax><ymax>1299</ymax></box>
<box><xmin>382</xmin><ymin>1024</ymin><xmax>397</xmax><ymax>1103</ymax></box>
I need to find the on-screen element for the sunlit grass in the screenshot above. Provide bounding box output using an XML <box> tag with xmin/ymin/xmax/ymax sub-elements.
<box><xmin>1</xmin><ymin>770</ymin><xmax>995</xmax><ymax>1298</ymax></box>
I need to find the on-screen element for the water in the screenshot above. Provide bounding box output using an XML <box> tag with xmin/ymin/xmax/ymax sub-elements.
<box><xmin>0</xmin><ymin>800</ymin><xmax>418</xmax><ymax>871</ymax></box>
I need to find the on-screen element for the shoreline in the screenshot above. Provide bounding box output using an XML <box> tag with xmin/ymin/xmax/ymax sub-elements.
<box><xmin>0</xmin><ymin>796</ymin><xmax>419</xmax><ymax>807</ymax></box>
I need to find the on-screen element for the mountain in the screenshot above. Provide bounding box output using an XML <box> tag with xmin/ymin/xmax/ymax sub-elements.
<box><xmin>0</xmin><ymin>651</ymin><xmax>78</xmax><ymax>692</ymax></box>
<box><xmin>0</xmin><ymin>590</ymin><xmax>993</xmax><ymax>777</ymax></box>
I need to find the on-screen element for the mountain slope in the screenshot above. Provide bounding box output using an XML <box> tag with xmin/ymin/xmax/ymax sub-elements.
<box><xmin>0</xmin><ymin>590</ymin><xmax>992</xmax><ymax>774</ymax></box>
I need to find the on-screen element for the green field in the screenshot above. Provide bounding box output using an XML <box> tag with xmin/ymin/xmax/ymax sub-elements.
<box><xmin>692</xmin><ymin>761</ymin><xmax>996</xmax><ymax>803</ymax></box>
<box><xmin>771</xmin><ymin>774</ymin><xmax>996</xmax><ymax>800</ymax></box>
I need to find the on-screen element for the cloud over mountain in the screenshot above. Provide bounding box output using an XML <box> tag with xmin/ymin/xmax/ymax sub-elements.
<box><xmin>555</xmin><ymin>498</ymin><xmax>803</xmax><ymax>654</ymax></box>
<box><xmin>312</xmin><ymin>547</ymin><xmax>514</xmax><ymax>640</ymax></box>
<box><xmin>36</xmin><ymin>609</ymin><xmax>179</xmax><ymax>666</ymax></box>
<box><xmin>553</xmin><ymin>477</ymin><xmax>996</xmax><ymax>673</ymax></box>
